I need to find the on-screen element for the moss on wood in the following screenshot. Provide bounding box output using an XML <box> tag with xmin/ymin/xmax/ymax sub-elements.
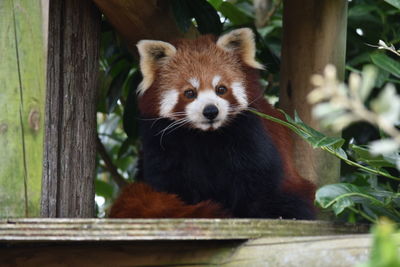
<box><xmin>0</xmin><ymin>0</ymin><xmax>46</xmax><ymax>217</ymax></box>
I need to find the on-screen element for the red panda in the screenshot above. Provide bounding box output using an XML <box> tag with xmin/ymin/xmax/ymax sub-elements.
<box><xmin>109</xmin><ymin>28</ymin><xmax>316</xmax><ymax>219</ymax></box>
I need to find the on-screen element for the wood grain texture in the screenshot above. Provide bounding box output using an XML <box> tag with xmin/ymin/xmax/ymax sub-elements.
<box><xmin>0</xmin><ymin>0</ymin><xmax>46</xmax><ymax>217</ymax></box>
<box><xmin>0</xmin><ymin>218</ymin><xmax>368</xmax><ymax>241</ymax></box>
<box><xmin>0</xmin><ymin>235</ymin><xmax>373</xmax><ymax>267</ymax></box>
<box><xmin>220</xmin><ymin>235</ymin><xmax>371</xmax><ymax>267</ymax></box>
<box><xmin>279</xmin><ymin>0</ymin><xmax>348</xmax><ymax>188</ymax></box>
<box><xmin>92</xmin><ymin>0</ymin><xmax>199</xmax><ymax>56</ymax></box>
<box><xmin>41</xmin><ymin>0</ymin><xmax>101</xmax><ymax>218</ymax></box>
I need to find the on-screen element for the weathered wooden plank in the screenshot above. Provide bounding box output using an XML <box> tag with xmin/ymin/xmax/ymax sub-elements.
<box><xmin>0</xmin><ymin>219</ymin><xmax>368</xmax><ymax>241</ymax></box>
<box><xmin>0</xmin><ymin>0</ymin><xmax>46</xmax><ymax>217</ymax></box>
<box><xmin>279</xmin><ymin>0</ymin><xmax>348</xmax><ymax>188</ymax></box>
<box><xmin>41</xmin><ymin>0</ymin><xmax>101</xmax><ymax>218</ymax></box>
<box><xmin>0</xmin><ymin>235</ymin><xmax>373</xmax><ymax>267</ymax></box>
<box><xmin>220</xmin><ymin>235</ymin><xmax>371</xmax><ymax>267</ymax></box>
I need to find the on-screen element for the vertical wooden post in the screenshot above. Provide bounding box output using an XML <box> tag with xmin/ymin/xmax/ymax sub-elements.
<box><xmin>41</xmin><ymin>0</ymin><xmax>101</xmax><ymax>217</ymax></box>
<box><xmin>280</xmin><ymin>0</ymin><xmax>348</xmax><ymax>187</ymax></box>
<box><xmin>0</xmin><ymin>0</ymin><xmax>46</xmax><ymax>217</ymax></box>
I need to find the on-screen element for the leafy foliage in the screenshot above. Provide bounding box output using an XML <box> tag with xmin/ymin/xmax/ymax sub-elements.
<box><xmin>254</xmin><ymin>108</ymin><xmax>400</xmax><ymax>223</ymax></box>
<box><xmin>96</xmin><ymin>22</ymin><xmax>140</xmax><ymax>215</ymax></box>
<box><xmin>306</xmin><ymin>1</ymin><xmax>400</xmax><ymax>224</ymax></box>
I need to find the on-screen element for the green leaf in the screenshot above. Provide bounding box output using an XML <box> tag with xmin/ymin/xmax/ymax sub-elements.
<box><xmin>123</xmin><ymin>72</ymin><xmax>141</xmax><ymax>139</ymax></box>
<box><xmin>251</xmin><ymin>109</ymin><xmax>305</xmax><ymax>137</ymax></box>
<box><xmin>348</xmin><ymin>4</ymin><xmax>380</xmax><ymax>17</ymax></box>
<box><xmin>293</xmin><ymin>111</ymin><xmax>325</xmax><ymax>138</ymax></box>
<box><xmin>370</xmin><ymin>53</ymin><xmax>400</xmax><ymax>78</ymax></box>
<box><xmin>257</xmin><ymin>38</ymin><xmax>281</xmax><ymax>74</ymax></box>
<box><xmin>316</xmin><ymin>183</ymin><xmax>359</xmax><ymax>213</ymax></box>
<box><xmin>332</xmin><ymin>197</ymin><xmax>354</xmax><ymax>215</ymax></box>
<box><xmin>116</xmin><ymin>155</ymin><xmax>135</xmax><ymax>171</ymax></box>
<box><xmin>218</xmin><ymin>2</ymin><xmax>252</xmax><ymax>25</ymax></box>
<box><xmin>376</xmin><ymin>68</ymin><xmax>391</xmax><ymax>88</ymax></box>
<box><xmin>95</xmin><ymin>180</ymin><xmax>114</xmax><ymax>199</ymax></box>
<box><xmin>97</xmin><ymin>69</ymin><xmax>112</xmax><ymax>113</ymax></box>
<box><xmin>284</xmin><ymin>110</ymin><xmax>345</xmax><ymax>148</ymax></box>
<box><xmin>384</xmin><ymin>0</ymin><xmax>400</xmax><ymax>10</ymax></box>
<box><xmin>317</xmin><ymin>184</ymin><xmax>382</xmax><ymax>206</ymax></box>
<box><xmin>257</xmin><ymin>109</ymin><xmax>346</xmax><ymax>149</ymax></box>
<box><xmin>106</xmin><ymin>69</ymin><xmax>129</xmax><ymax>113</ymax></box>
<box><xmin>350</xmin><ymin>144</ymin><xmax>397</xmax><ymax>169</ymax></box>
<box><xmin>207</xmin><ymin>0</ymin><xmax>223</xmax><ymax>9</ymax></box>
<box><xmin>234</xmin><ymin>2</ymin><xmax>255</xmax><ymax>19</ymax></box>
<box><xmin>306</xmin><ymin>136</ymin><xmax>345</xmax><ymax>149</ymax></box>
<box><xmin>118</xmin><ymin>138</ymin><xmax>134</xmax><ymax>159</ymax></box>
<box><xmin>188</xmin><ymin>0</ymin><xmax>222</xmax><ymax>35</ymax></box>
<box><xmin>316</xmin><ymin>183</ymin><xmax>400</xmax><ymax>222</ymax></box>
<box><xmin>334</xmin><ymin>147</ymin><xmax>348</xmax><ymax>160</ymax></box>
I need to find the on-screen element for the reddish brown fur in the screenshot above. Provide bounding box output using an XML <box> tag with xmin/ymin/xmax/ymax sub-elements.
<box><xmin>119</xmin><ymin>33</ymin><xmax>315</xmax><ymax>218</ymax></box>
<box><xmin>109</xmin><ymin>182</ymin><xmax>230</xmax><ymax>218</ymax></box>
<box><xmin>243</xmin><ymin>67</ymin><xmax>316</xmax><ymax>202</ymax></box>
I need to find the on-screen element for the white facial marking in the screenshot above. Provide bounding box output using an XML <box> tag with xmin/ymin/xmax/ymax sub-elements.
<box><xmin>231</xmin><ymin>81</ymin><xmax>248</xmax><ymax>109</ymax></box>
<box><xmin>188</xmin><ymin>77</ymin><xmax>200</xmax><ymax>89</ymax></box>
<box><xmin>185</xmin><ymin>90</ymin><xmax>229</xmax><ymax>131</ymax></box>
<box><xmin>159</xmin><ymin>89</ymin><xmax>179</xmax><ymax>118</ymax></box>
<box><xmin>212</xmin><ymin>75</ymin><xmax>221</xmax><ymax>88</ymax></box>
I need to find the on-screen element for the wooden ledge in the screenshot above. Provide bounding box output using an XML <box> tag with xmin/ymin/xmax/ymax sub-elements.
<box><xmin>0</xmin><ymin>218</ymin><xmax>368</xmax><ymax>242</ymax></box>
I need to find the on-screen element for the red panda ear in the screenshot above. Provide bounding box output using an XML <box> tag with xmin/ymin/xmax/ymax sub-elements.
<box><xmin>136</xmin><ymin>40</ymin><xmax>177</xmax><ymax>95</ymax></box>
<box><xmin>216</xmin><ymin>28</ymin><xmax>264</xmax><ymax>70</ymax></box>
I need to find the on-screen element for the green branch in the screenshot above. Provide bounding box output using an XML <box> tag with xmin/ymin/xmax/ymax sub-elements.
<box><xmin>251</xmin><ymin>110</ymin><xmax>400</xmax><ymax>181</ymax></box>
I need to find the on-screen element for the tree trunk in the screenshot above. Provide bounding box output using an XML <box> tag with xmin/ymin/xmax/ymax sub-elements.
<box><xmin>280</xmin><ymin>0</ymin><xmax>348</xmax><ymax>188</ymax></box>
<box><xmin>41</xmin><ymin>0</ymin><xmax>101</xmax><ymax>218</ymax></box>
<box><xmin>0</xmin><ymin>0</ymin><xmax>46</xmax><ymax>217</ymax></box>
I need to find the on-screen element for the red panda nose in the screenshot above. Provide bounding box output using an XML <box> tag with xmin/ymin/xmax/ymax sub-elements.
<box><xmin>203</xmin><ymin>105</ymin><xmax>219</xmax><ymax>120</ymax></box>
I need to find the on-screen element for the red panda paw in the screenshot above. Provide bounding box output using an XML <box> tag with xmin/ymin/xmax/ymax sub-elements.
<box><xmin>108</xmin><ymin>182</ymin><xmax>230</xmax><ymax>218</ymax></box>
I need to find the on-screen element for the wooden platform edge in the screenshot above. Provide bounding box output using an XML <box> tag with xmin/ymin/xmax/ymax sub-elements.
<box><xmin>0</xmin><ymin>218</ymin><xmax>369</xmax><ymax>242</ymax></box>
<box><xmin>1</xmin><ymin>235</ymin><xmax>374</xmax><ymax>267</ymax></box>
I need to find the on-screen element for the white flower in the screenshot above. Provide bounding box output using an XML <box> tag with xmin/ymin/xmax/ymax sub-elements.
<box><xmin>369</xmin><ymin>139</ymin><xmax>400</xmax><ymax>155</ymax></box>
<box><xmin>378</xmin><ymin>40</ymin><xmax>389</xmax><ymax>49</ymax></box>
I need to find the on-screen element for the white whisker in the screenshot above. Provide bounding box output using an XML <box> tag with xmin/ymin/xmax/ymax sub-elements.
<box><xmin>158</xmin><ymin>118</ymin><xmax>191</xmax><ymax>149</ymax></box>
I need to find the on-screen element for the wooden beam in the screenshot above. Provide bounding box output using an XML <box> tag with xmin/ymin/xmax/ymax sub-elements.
<box><xmin>0</xmin><ymin>233</ymin><xmax>374</xmax><ymax>266</ymax></box>
<box><xmin>0</xmin><ymin>219</ymin><xmax>368</xmax><ymax>241</ymax></box>
<box><xmin>41</xmin><ymin>0</ymin><xmax>101</xmax><ymax>218</ymax></box>
<box><xmin>0</xmin><ymin>0</ymin><xmax>46</xmax><ymax>217</ymax></box>
<box><xmin>0</xmin><ymin>219</ymin><xmax>374</xmax><ymax>266</ymax></box>
<box><xmin>92</xmin><ymin>0</ymin><xmax>198</xmax><ymax>56</ymax></box>
<box><xmin>279</xmin><ymin>0</ymin><xmax>348</xmax><ymax>187</ymax></box>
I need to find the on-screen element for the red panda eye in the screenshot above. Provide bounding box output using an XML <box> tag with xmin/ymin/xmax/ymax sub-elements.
<box><xmin>184</xmin><ymin>89</ymin><xmax>197</xmax><ymax>99</ymax></box>
<box><xmin>216</xmin><ymin>85</ymin><xmax>227</xmax><ymax>95</ymax></box>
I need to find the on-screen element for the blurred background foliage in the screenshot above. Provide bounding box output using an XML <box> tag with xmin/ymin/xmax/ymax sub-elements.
<box><xmin>95</xmin><ymin>0</ymin><xmax>400</xmax><ymax>220</ymax></box>
<box><xmin>357</xmin><ymin>218</ymin><xmax>400</xmax><ymax>267</ymax></box>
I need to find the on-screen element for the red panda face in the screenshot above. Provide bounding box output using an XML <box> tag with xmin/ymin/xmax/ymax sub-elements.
<box><xmin>137</xmin><ymin>28</ymin><xmax>264</xmax><ymax>131</ymax></box>
<box><xmin>156</xmin><ymin>49</ymin><xmax>248</xmax><ymax>131</ymax></box>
